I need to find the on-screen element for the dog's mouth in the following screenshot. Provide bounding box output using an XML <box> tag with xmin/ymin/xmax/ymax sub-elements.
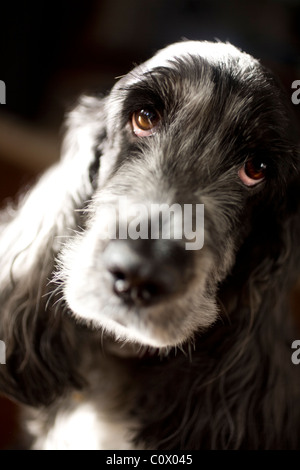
<box><xmin>62</xmin><ymin>219</ymin><xmax>219</xmax><ymax>348</ymax></box>
<box><xmin>102</xmin><ymin>332</ymin><xmax>163</xmax><ymax>359</ymax></box>
<box><xmin>64</xmin><ymin>262</ymin><xmax>218</xmax><ymax>350</ymax></box>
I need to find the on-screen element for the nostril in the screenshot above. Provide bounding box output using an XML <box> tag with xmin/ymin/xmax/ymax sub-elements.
<box><xmin>141</xmin><ymin>282</ymin><xmax>164</xmax><ymax>299</ymax></box>
<box><xmin>113</xmin><ymin>275</ymin><xmax>176</xmax><ymax>306</ymax></box>
<box><xmin>110</xmin><ymin>269</ymin><xmax>126</xmax><ymax>281</ymax></box>
<box><xmin>116</xmin><ymin>281</ymin><xmax>161</xmax><ymax>305</ymax></box>
<box><xmin>108</xmin><ymin>265</ymin><xmax>170</xmax><ymax>305</ymax></box>
<box><xmin>110</xmin><ymin>268</ymin><xmax>159</xmax><ymax>305</ymax></box>
<box><xmin>108</xmin><ymin>268</ymin><xmax>132</xmax><ymax>298</ymax></box>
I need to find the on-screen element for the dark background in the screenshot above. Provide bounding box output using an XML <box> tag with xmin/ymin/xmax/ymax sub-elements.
<box><xmin>0</xmin><ymin>0</ymin><xmax>300</xmax><ymax>449</ymax></box>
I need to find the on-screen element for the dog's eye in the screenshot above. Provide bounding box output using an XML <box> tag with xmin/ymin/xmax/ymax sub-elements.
<box><xmin>238</xmin><ymin>157</ymin><xmax>267</xmax><ymax>187</ymax></box>
<box><xmin>131</xmin><ymin>109</ymin><xmax>160</xmax><ymax>137</ymax></box>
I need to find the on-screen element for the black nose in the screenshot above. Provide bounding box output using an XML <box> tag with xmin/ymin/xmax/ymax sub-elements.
<box><xmin>103</xmin><ymin>239</ymin><xmax>188</xmax><ymax>306</ymax></box>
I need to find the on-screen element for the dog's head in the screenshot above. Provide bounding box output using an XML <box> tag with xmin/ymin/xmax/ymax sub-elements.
<box><xmin>57</xmin><ymin>41</ymin><xmax>299</xmax><ymax>349</ymax></box>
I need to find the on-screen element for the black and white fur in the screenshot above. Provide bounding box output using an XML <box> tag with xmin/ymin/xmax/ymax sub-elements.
<box><xmin>1</xmin><ymin>40</ymin><xmax>300</xmax><ymax>449</ymax></box>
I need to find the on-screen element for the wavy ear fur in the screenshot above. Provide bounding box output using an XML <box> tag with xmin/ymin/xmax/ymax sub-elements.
<box><xmin>132</xmin><ymin>175</ymin><xmax>300</xmax><ymax>451</ymax></box>
<box><xmin>0</xmin><ymin>96</ymin><xmax>107</xmax><ymax>406</ymax></box>
<box><xmin>212</xmin><ymin>164</ymin><xmax>300</xmax><ymax>449</ymax></box>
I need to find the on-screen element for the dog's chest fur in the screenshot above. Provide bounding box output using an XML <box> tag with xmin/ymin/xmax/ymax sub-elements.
<box><xmin>27</xmin><ymin>344</ymin><xmax>142</xmax><ymax>450</ymax></box>
<box><xmin>30</xmin><ymin>398</ymin><xmax>136</xmax><ymax>450</ymax></box>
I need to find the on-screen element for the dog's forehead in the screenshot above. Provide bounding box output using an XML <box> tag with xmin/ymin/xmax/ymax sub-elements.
<box><xmin>123</xmin><ymin>41</ymin><xmax>258</xmax><ymax>86</ymax></box>
<box><xmin>146</xmin><ymin>41</ymin><xmax>254</xmax><ymax>68</ymax></box>
<box><xmin>105</xmin><ymin>40</ymin><xmax>272</xmax><ymax>141</ymax></box>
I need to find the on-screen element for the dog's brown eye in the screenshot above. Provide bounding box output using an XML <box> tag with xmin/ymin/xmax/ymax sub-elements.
<box><xmin>239</xmin><ymin>157</ymin><xmax>267</xmax><ymax>187</ymax></box>
<box><xmin>131</xmin><ymin>109</ymin><xmax>160</xmax><ymax>137</ymax></box>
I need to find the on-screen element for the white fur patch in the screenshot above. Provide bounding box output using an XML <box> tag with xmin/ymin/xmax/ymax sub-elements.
<box><xmin>31</xmin><ymin>402</ymin><xmax>135</xmax><ymax>450</ymax></box>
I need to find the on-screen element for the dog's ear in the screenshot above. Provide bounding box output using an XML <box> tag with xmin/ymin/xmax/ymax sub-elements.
<box><xmin>222</xmin><ymin>157</ymin><xmax>300</xmax><ymax>320</ymax></box>
<box><xmin>0</xmin><ymin>95</ymin><xmax>107</xmax><ymax>406</ymax></box>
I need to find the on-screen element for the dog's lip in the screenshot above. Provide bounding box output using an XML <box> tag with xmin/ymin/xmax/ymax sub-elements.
<box><xmin>103</xmin><ymin>335</ymin><xmax>160</xmax><ymax>359</ymax></box>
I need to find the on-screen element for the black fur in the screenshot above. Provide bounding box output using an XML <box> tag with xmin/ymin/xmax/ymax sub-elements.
<box><xmin>0</xmin><ymin>41</ymin><xmax>300</xmax><ymax>449</ymax></box>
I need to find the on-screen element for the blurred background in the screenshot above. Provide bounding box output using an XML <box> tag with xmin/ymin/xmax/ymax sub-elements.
<box><xmin>1</xmin><ymin>0</ymin><xmax>300</xmax><ymax>449</ymax></box>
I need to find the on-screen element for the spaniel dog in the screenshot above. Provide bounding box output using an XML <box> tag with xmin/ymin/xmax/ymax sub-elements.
<box><xmin>1</xmin><ymin>40</ymin><xmax>300</xmax><ymax>450</ymax></box>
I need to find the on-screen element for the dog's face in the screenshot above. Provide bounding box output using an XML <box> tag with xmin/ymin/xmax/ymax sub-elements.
<box><xmin>59</xmin><ymin>41</ymin><xmax>297</xmax><ymax>348</ymax></box>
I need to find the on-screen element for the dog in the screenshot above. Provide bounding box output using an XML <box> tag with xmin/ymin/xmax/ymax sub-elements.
<box><xmin>1</xmin><ymin>40</ymin><xmax>300</xmax><ymax>450</ymax></box>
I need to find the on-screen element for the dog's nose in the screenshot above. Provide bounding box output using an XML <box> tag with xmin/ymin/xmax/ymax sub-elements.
<box><xmin>103</xmin><ymin>239</ymin><xmax>186</xmax><ymax>306</ymax></box>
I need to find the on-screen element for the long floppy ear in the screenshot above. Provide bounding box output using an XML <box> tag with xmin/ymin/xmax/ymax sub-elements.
<box><xmin>223</xmin><ymin>160</ymin><xmax>300</xmax><ymax>312</ymax></box>
<box><xmin>0</xmin><ymin>95</ymin><xmax>107</xmax><ymax>406</ymax></box>
<box><xmin>205</xmin><ymin>158</ymin><xmax>300</xmax><ymax>450</ymax></box>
